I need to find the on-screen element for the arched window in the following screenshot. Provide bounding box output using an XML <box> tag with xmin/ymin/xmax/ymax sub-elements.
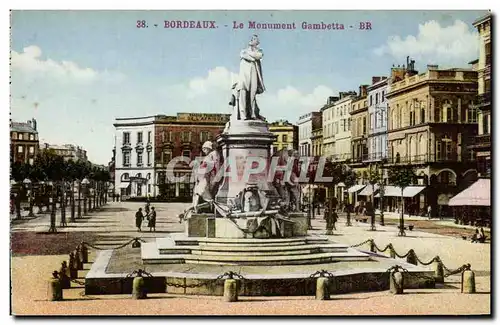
<box><xmin>397</xmin><ymin>105</ymin><xmax>402</xmax><ymax>128</ymax></box>
<box><xmin>147</xmin><ymin>173</ymin><xmax>151</xmax><ymax>180</ymax></box>
<box><xmin>420</xmin><ymin>107</ymin><xmax>425</xmax><ymax>124</ymax></box>
<box><xmin>121</xmin><ymin>173</ymin><xmax>129</xmax><ymax>181</ymax></box>
<box><xmin>137</xmin><ymin>173</ymin><xmax>142</xmax><ymax>178</ymax></box>
<box><xmin>442</xmin><ymin>99</ymin><xmax>452</xmax><ymax>122</ymax></box>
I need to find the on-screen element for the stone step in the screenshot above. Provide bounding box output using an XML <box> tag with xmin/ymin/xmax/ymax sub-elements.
<box><xmin>142</xmin><ymin>242</ymin><xmax>370</xmax><ymax>266</ymax></box>
<box><xmin>170</xmin><ymin>235</ymin><xmax>329</xmax><ymax>248</ymax></box>
<box><xmin>159</xmin><ymin>243</ymin><xmax>348</xmax><ymax>256</ymax></box>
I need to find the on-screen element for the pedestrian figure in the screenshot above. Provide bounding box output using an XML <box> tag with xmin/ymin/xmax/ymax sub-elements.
<box><xmin>427</xmin><ymin>205</ymin><xmax>432</xmax><ymax>219</ymax></box>
<box><xmin>148</xmin><ymin>207</ymin><xmax>156</xmax><ymax>232</ymax></box>
<box><xmin>332</xmin><ymin>208</ymin><xmax>338</xmax><ymax>230</ymax></box>
<box><xmin>135</xmin><ymin>208</ymin><xmax>143</xmax><ymax>232</ymax></box>
<box><xmin>471</xmin><ymin>228</ymin><xmax>480</xmax><ymax>243</ymax></box>
<box><xmin>145</xmin><ymin>202</ymin><xmax>150</xmax><ymax>216</ymax></box>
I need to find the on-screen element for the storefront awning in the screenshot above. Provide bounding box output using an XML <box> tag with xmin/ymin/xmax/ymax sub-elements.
<box><xmin>119</xmin><ymin>183</ymin><xmax>131</xmax><ymax>189</ymax></box>
<box><xmin>448</xmin><ymin>179</ymin><xmax>490</xmax><ymax>206</ymax></box>
<box><xmin>358</xmin><ymin>184</ymin><xmax>379</xmax><ymax>196</ymax></box>
<box><xmin>375</xmin><ymin>186</ymin><xmax>426</xmax><ymax>198</ymax></box>
<box><xmin>347</xmin><ymin>184</ymin><xmax>366</xmax><ymax>193</ymax></box>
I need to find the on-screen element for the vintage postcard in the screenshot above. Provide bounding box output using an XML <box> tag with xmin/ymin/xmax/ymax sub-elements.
<box><xmin>9</xmin><ymin>9</ymin><xmax>491</xmax><ymax>316</ymax></box>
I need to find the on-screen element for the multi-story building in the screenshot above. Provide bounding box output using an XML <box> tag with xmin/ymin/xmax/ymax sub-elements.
<box><xmin>269</xmin><ymin>120</ymin><xmax>298</xmax><ymax>154</ymax></box>
<box><xmin>154</xmin><ymin>113</ymin><xmax>229</xmax><ymax>200</ymax></box>
<box><xmin>297</xmin><ymin>112</ymin><xmax>321</xmax><ymax>156</ymax></box>
<box><xmin>386</xmin><ymin>64</ymin><xmax>479</xmax><ymax>217</ymax></box>
<box><xmin>331</xmin><ymin>91</ymin><xmax>356</xmax><ymax>161</ymax></box>
<box><xmin>366</xmin><ymin>77</ymin><xmax>389</xmax><ymax>162</ymax></box>
<box><xmin>468</xmin><ymin>13</ymin><xmax>492</xmax><ymax>177</ymax></box>
<box><xmin>349</xmin><ymin>85</ymin><xmax>369</xmax><ymax>180</ymax></box>
<box><xmin>10</xmin><ymin>118</ymin><xmax>39</xmax><ymax>165</ymax></box>
<box><xmin>321</xmin><ymin>96</ymin><xmax>339</xmax><ymax>158</ymax></box>
<box><xmin>41</xmin><ymin>143</ymin><xmax>88</xmax><ymax>162</ymax></box>
<box><xmin>114</xmin><ymin>116</ymin><xmax>156</xmax><ymax>199</ymax></box>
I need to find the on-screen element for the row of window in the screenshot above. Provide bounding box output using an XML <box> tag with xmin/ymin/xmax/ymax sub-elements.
<box><xmin>123</xmin><ymin>131</ymin><xmax>152</xmax><ymax>145</ymax></box>
<box><xmin>12</xmin><ymin>132</ymin><xmax>36</xmax><ymax>141</ymax></box>
<box><xmin>121</xmin><ymin>172</ymin><xmax>152</xmax><ymax>181</ymax></box>
<box><xmin>122</xmin><ymin>131</ymin><xmax>214</xmax><ymax>145</ymax></box>
<box><xmin>274</xmin><ymin>134</ymin><xmax>289</xmax><ymax>143</ymax></box>
<box><xmin>15</xmin><ymin>145</ymin><xmax>35</xmax><ymax>154</ymax></box>
<box><xmin>323</xmin><ymin>103</ymin><xmax>352</xmax><ymax>122</ymax></box>
<box><xmin>369</xmin><ymin>90</ymin><xmax>385</xmax><ymax>107</ymax></box>
<box><xmin>324</xmin><ymin>118</ymin><xmax>351</xmax><ymax>137</ymax></box>
<box><xmin>122</xmin><ymin>150</ymin><xmax>152</xmax><ymax>167</ymax></box>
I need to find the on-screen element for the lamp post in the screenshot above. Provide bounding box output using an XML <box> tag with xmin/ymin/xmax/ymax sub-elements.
<box><xmin>379</xmin><ymin>159</ymin><xmax>387</xmax><ymax>226</ymax></box>
<box><xmin>82</xmin><ymin>178</ymin><xmax>89</xmax><ymax>215</ymax></box>
<box><xmin>70</xmin><ymin>180</ymin><xmax>76</xmax><ymax>222</ymax></box>
<box><xmin>23</xmin><ymin>178</ymin><xmax>35</xmax><ymax>218</ymax></box>
<box><xmin>48</xmin><ymin>181</ymin><xmax>57</xmax><ymax>233</ymax></box>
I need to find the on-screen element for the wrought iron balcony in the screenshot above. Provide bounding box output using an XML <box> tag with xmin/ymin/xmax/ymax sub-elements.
<box><xmin>468</xmin><ymin>134</ymin><xmax>491</xmax><ymax>149</ymax></box>
<box><xmin>472</xmin><ymin>92</ymin><xmax>491</xmax><ymax>110</ymax></box>
<box><xmin>385</xmin><ymin>153</ymin><xmax>475</xmax><ymax>165</ymax></box>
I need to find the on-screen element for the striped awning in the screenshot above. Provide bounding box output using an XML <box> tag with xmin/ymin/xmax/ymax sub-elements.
<box><xmin>358</xmin><ymin>184</ymin><xmax>379</xmax><ymax>196</ymax></box>
<box><xmin>347</xmin><ymin>184</ymin><xmax>366</xmax><ymax>193</ymax></box>
<box><xmin>448</xmin><ymin>179</ymin><xmax>490</xmax><ymax>206</ymax></box>
<box><xmin>375</xmin><ymin>186</ymin><xmax>425</xmax><ymax>198</ymax></box>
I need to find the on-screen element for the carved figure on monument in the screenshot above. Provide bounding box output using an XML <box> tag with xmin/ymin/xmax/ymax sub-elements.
<box><xmin>191</xmin><ymin>141</ymin><xmax>222</xmax><ymax>213</ymax></box>
<box><xmin>272</xmin><ymin>149</ymin><xmax>301</xmax><ymax>212</ymax></box>
<box><xmin>236</xmin><ymin>34</ymin><xmax>265</xmax><ymax>121</ymax></box>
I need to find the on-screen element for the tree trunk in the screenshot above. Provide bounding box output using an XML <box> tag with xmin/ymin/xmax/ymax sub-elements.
<box><xmin>399</xmin><ymin>188</ymin><xmax>405</xmax><ymax>236</ymax></box>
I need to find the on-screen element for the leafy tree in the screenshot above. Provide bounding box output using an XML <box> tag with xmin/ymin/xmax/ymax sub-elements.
<box><xmin>388</xmin><ymin>166</ymin><xmax>417</xmax><ymax>236</ymax></box>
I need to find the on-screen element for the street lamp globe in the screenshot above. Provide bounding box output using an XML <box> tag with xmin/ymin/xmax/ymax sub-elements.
<box><xmin>81</xmin><ymin>178</ymin><xmax>90</xmax><ymax>185</ymax></box>
<box><xmin>23</xmin><ymin>178</ymin><xmax>32</xmax><ymax>186</ymax></box>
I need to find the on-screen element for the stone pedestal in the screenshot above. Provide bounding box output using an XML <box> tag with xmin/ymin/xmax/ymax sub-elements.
<box><xmin>215</xmin><ymin>119</ymin><xmax>277</xmax><ymax>205</ymax></box>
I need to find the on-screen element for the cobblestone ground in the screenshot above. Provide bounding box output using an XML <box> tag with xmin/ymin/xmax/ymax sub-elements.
<box><xmin>10</xmin><ymin>201</ymin><xmax>491</xmax><ymax>315</ymax></box>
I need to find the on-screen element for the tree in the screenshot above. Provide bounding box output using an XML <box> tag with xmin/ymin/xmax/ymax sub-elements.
<box><xmin>343</xmin><ymin>167</ymin><xmax>358</xmax><ymax>226</ymax></box>
<box><xmin>388</xmin><ymin>166</ymin><xmax>417</xmax><ymax>236</ymax></box>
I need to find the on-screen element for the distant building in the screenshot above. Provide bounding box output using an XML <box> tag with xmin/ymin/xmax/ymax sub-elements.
<box><xmin>331</xmin><ymin>91</ymin><xmax>356</xmax><ymax>162</ymax></box>
<box><xmin>349</xmin><ymin>85</ymin><xmax>369</xmax><ymax>181</ymax></box>
<box><xmin>41</xmin><ymin>143</ymin><xmax>88</xmax><ymax>162</ymax></box>
<box><xmin>10</xmin><ymin>118</ymin><xmax>39</xmax><ymax>165</ymax></box>
<box><xmin>154</xmin><ymin>112</ymin><xmax>229</xmax><ymax>201</ymax></box>
<box><xmin>468</xmin><ymin>13</ymin><xmax>492</xmax><ymax>177</ymax></box>
<box><xmin>269</xmin><ymin>120</ymin><xmax>298</xmax><ymax>154</ymax></box>
<box><xmin>113</xmin><ymin>116</ymin><xmax>156</xmax><ymax>199</ymax></box>
<box><xmin>297</xmin><ymin>112</ymin><xmax>321</xmax><ymax>156</ymax></box>
<box><xmin>321</xmin><ymin>96</ymin><xmax>339</xmax><ymax>158</ymax></box>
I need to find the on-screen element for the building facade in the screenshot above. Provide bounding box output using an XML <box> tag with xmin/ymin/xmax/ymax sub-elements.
<box><xmin>114</xmin><ymin>116</ymin><xmax>156</xmax><ymax>199</ymax></box>
<box><xmin>331</xmin><ymin>91</ymin><xmax>356</xmax><ymax>161</ymax></box>
<box><xmin>41</xmin><ymin>143</ymin><xmax>88</xmax><ymax>162</ymax></box>
<box><xmin>297</xmin><ymin>112</ymin><xmax>321</xmax><ymax>156</ymax></box>
<box><xmin>321</xmin><ymin>96</ymin><xmax>339</xmax><ymax>158</ymax></box>
<box><xmin>10</xmin><ymin>118</ymin><xmax>39</xmax><ymax>165</ymax></box>
<box><xmin>269</xmin><ymin>120</ymin><xmax>298</xmax><ymax>154</ymax></box>
<box><xmin>468</xmin><ymin>13</ymin><xmax>492</xmax><ymax>177</ymax></box>
<box><xmin>386</xmin><ymin>65</ymin><xmax>479</xmax><ymax>216</ymax></box>
<box><xmin>366</xmin><ymin>77</ymin><xmax>389</xmax><ymax>162</ymax></box>
<box><xmin>349</xmin><ymin>85</ymin><xmax>369</xmax><ymax>180</ymax></box>
<box><xmin>311</xmin><ymin>127</ymin><xmax>323</xmax><ymax>156</ymax></box>
<box><xmin>154</xmin><ymin>113</ymin><xmax>229</xmax><ymax>201</ymax></box>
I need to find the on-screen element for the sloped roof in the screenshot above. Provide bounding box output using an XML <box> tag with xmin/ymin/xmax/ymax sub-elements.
<box><xmin>11</xmin><ymin>122</ymin><xmax>37</xmax><ymax>134</ymax></box>
<box><xmin>448</xmin><ymin>178</ymin><xmax>490</xmax><ymax>206</ymax></box>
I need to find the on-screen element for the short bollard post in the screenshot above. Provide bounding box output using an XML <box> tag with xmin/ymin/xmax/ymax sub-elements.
<box><xmin>74</xmin><ymin>248</ymin><xmax>83</xmax><ymax>270</ymax></box>
<box><xmin>389</xmin><ymin>268</ymin><xmax>404</xmax><ymax>294</ymax></box>
<box><xmin>461</xmin><ymin>266</ymin><xmax>476</xmax><ymax>294</ymax></box>
<box><xmin>389</xmin><ymin>245</ymin><xmax>396</xmax><ymax>259</ymax></box>
<box><xmin>315</xmin><ymin>277</ymin><xmax>330</xmax><ymax>300</ymax></box>
<box><xmin>59</xmin><ymin>261</ymin><xmax>71</xmax><ymax>289</ymax></box>
<box><xmin>223</xmin><ymin>279</ymin><xmax>238</xmax><ymax>302</ymax></box>
<box><xmin>369</xmin><ymin>240</ymin><xmax>376</xmax><ymax>253</ymax></box>
<box><xmin>48</xmin><ymin>271</ymin><xmax>63</xmax><ymax>301</ymax></box>
<box><xmin>80</xmin><ymin>243</ymin><xmax>89</xmax><ymax>264</ymax></box>
<box><xmin>69</xmin><ymin>252</ymin><xmax>78</xmax><ymax>279</ymax></box>
<box><xmin>132</xmin><ymin>275</ymin><xmax>147</xmax><ymax>299</ymax></box>
<box><xmin>432</xmin><ymin>259</ymin><xmax>444</xmax><ymax>284</ymax></box>
<box><xmin>406</xmin><ymin>250</ymin><xmax>418</xmax><ymax>266</ymax></box>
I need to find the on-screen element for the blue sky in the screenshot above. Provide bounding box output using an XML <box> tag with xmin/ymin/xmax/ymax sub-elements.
<box><xmin>10</xmin><ymin>10</ymin><xmax>488</xmax><ymax>164</ymax></box>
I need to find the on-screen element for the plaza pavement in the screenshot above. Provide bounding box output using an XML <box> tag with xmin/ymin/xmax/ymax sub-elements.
<box><xmin>10</xmin><ymin>201</ymin><xmax>491</xmax><ymax>315</ymax></box>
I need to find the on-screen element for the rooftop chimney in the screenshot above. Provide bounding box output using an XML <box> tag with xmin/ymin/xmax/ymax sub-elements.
<box><xmin>359</xmin><ymin>85</ymin><xmax>369</xmax><ymax>97</ymax></box>
<box><xmin>32</xmin><ymin>118</ymin><xmax>37</xmax><ymax>131</ymax></box>
<box><xmin>372</xmin><ymin>76</ymin><xmax>383</xmax><ymax>85</ymax></box>
<box><xmin>427</xmin><ymin>64</ymin><xmax>439</xmax><ymax>70</ymax></box>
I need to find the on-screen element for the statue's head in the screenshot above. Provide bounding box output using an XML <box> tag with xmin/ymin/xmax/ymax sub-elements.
<box><xmin>202</xmin><ymin>141</ymin><xmax>213</xmax><ymax>154</ymax></box>
<box><xmin>249</xmin><ymin>35</ymin><xmax>260</xmax><ymax>47</ymax></box>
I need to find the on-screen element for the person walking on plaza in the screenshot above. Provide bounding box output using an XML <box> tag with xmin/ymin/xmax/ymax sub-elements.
<box><xmin>427</xmin><ymin>205</ymin><xmax>432</xmax><ymax>219</ymax></box>
<box><xmin>135</xmin><ymin>207</ymin><xmax>144</xmax><ymax>232</ymax></box>
<box><xmin>148</xmin><ymin>207</ymin><xmax>156</xmax><ymax>232</ymax></box>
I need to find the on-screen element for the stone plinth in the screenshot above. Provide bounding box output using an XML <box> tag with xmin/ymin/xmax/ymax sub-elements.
<box><xmin>288</xmin><ymin>213</ymin><xmax>308</xmax><ymax>236</ymax></box>
<box><xmin>215</xmin><ymin>119</ymin><xmax>277</xmax><ymax>205</ymax></box>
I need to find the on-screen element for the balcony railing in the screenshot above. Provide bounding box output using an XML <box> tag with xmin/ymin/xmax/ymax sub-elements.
<box><xmin>385</xmin><ymin>153</ymin><xmax>475</xmax><ymax>165</ymax></box>
<box><xmin>472</xmin><ymin>92</ymin><xmax>491</xmax><ymax>109</ymax></box>
<box><xmin>468</xmin><ymin>134</ymin><xmax>491</xmax><ymax>149</ymax></box>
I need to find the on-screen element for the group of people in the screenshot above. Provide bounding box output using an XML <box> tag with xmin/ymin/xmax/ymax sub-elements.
<box><xmin>135</xmin><ymin>202</ymin><xmax>156</xmax><ymax>232</ymax></box>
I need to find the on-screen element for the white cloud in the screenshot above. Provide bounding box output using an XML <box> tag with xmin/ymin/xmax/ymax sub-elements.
<box><xmin>374</xmin><ymin>20</ymin><xmax>479</xmax><ymax>67</ymax></box>
<box><xmin>187</xmin><ymin>66</ymin><xmax>239</xmax><ymax>98</ymax></box>
<box><xmin>11</xmin><ymin>45</ymin><xmax>126</xmax><ymax>83</ymax></box>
